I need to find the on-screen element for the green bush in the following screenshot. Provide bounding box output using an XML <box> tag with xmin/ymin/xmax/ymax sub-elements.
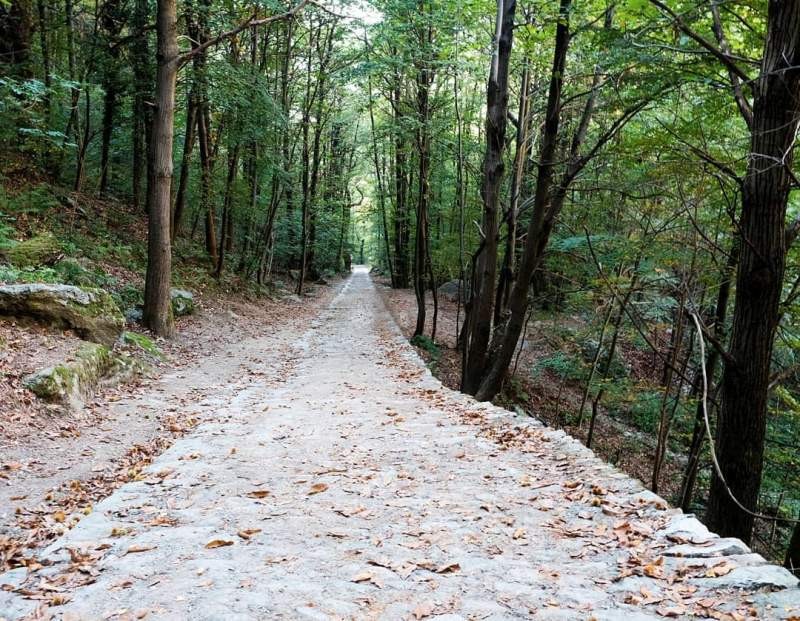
<box><xmin>533</xmin><ymin>351</ymin><xmax>586</xmax><ymax>382</ymax></box>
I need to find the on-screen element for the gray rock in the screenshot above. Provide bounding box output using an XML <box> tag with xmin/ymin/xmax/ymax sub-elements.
<box><xmin>662</xmin><ymin>514</ymin><xmax>713</xmax><ymax>544</ymax></box>
<box><xmin>0</xmin><ymin>567</ymin><xmax>27</xmax><ymax>590</ymax></box>
<box><xmin>170</xmin><ymin>288</ymin><xmax>195</xmax><ymax>316</ymax></box>
<box><xmin>664</xmin><ymin>537</ymin><xmax>751</xmax><ymax>558</ymax></box>
<box><xmin>125</xmin><ymin>306</ymin><xmax>143</xmax><ymax>324</ymax></box>
<box><xmin>23</xmin><ymin>342</ymin><xmax>113</xmax><ymax>409</ymax></box>
<box><xmin>697</xmin><ymin>565</ymin><xmax>799</xmax><ymax>591</ymax></box>
<box><xmin>437</xmin><ymin>279</ymin><xmax>469</xmax><ymax>303</ymax></box>
<box><xmin>0</xmin><ymin>283</ymin><xmax>124</xmax><ymax>344</ymax></box>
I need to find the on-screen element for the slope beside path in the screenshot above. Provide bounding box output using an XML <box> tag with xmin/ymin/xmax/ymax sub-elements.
<box><xmin>1</xmin><ymin>267</ymin><xmax>798</xmax><ymax>620</ymax></box>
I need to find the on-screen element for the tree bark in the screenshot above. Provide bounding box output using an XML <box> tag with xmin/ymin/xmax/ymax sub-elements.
<box><xmin>706</xmin><ymin>0</ymin><xmax>800</xmax><ymax>543</ymax></box>
<box><xmin>473</xmin><ymin>0</ymin><xmax>571</xmax><ymax>401</ymax></box>
<box><xmin>142</xmin><ymin>0</ymin><xmax>178</xmax><ymax>338</ymax></box>
<box><xmin>461</xmin><ymin>0</ymin><xmax>517</xmax><ymax>393</ymax></box>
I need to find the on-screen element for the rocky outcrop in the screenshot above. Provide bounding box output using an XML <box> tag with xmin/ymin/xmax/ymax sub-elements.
<box><xmin>23</xmin><ymin>342</ymin><xmax>114</xmax><ymax>410</ymax></box>
<box><xmin>0</xmin><ymin>283</ymin><xmax>125</xmax><ymax>344</ymax></box>
<box><xmin>23</xmin><ymin>337</ymin><xmax>152</xmax><ymax>410</ymax></box>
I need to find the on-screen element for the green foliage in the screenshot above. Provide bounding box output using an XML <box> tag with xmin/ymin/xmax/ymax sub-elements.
<box><xmin>533</xmin><ymin>351</ymin><xmax>586</xmax><ymax>382</ymax></box>
<box><xmin>410</xmin><ymin>334</ymin><xmax>440</xmax><ymax>360</ymax></box>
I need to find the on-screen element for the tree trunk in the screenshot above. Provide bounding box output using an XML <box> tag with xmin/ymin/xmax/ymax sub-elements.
<box><xmin>786</xmin><ymin>521</ymin><xmax>800</xmax><ymax>575</ymax></box>
<box><xmin>706</xmin><ymin>1</ymin><xmax>800</xmax><ymax>544</ymax></box>
<box><xmin>131</xmin><ymin>0</ymin><xmax>152</xmax><ymax>211</ymax></box>
<box><xmin>473</xmin><ymin>0</ymin><xmax>571</xmax><ymax>401</ymax></box>
<box><xmin>142</xmin><ymin>0</ymin><xmax>178</xmax><ymax>338</ymax></box>
<box><xmin>679</xmin><ymin>242</ymin><xmax>737</xmax><ymax>511</ymax></box>
<box><xmin>461</xmin><ymin>0</ymin><xmax>517</xmax><ymax>393</ymax></box>
<box><xmin>172</xmin><ymin>92</ymin><xmax>197</xmax><ymax>239</ymax></box>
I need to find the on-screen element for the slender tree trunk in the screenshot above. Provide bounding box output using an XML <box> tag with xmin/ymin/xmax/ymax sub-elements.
<box><xmin>495</xmin><ymin>60</ymin><xmax>530</xmax><ymax>324</ymax></box>
<box><xmin>131</xmin><ymin>0</ymin><xmax>151</xmax><ymax>211</ymax></box>
<box><xmin>786</xmin><ymin>521</ymin><xmax>800</xmax><ymax>575</ymax></box>
<box><xmin>143</xmin><ymin>0</ymin><xmax>178</xmax><ymax>338</ymax></box>
<box><xmin>461</xmin><ymin>0</ymin><xmax>516</xmax><ymax>391</ymax></box>
<box><xmin>706</xmin><ymin>1</ymin><xmax>800</xmax><ymax>543</ymax></box>
<box><xmin>679</xmin><ymin>242</ymin><xmax>738</xmax><ymax>511</ymax></box>
<box><xmin>172</xmin><ymin>92</ymin><xmax>197</xmax><ymax>239</ymax></box>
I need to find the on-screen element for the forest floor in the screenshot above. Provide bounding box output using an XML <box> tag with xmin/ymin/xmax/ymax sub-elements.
<box><xmin>1</xmin><ymin>268</ymin><xmax>798</xmax><ymax>620</ymax></box>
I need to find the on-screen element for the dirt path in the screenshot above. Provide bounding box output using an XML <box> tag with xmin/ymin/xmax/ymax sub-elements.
<box><xmin>1</xmin><ymin>268</ymin><xmax>798</xmax><ymax>620</ymax></box>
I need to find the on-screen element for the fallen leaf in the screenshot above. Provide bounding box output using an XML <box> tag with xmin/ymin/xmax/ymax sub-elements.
<box><xmin>308</xmin><ymin>483</ymin><xmax>329</xmax><ymax>495</ymax></box>
<box><xmin>125</xmin><ymin>545</ymin><xmax>155</xmax><ymax>554</ymax></box>
<box><xmin>705</xmin><ymin>560</ymin><xmax>736</xmax><ymax>578</ymax></box>
<box><xmin>237</xmin><ymin>529</ymin><xmax>262</xmax><ymax>540</ymax></box>
<box><xmin>205</xmin><ymin>539</ymin><xmax>234</xmax><ymax>549</ymax></box>
<box><xmin>246</xmin><ymin>490</ymin><xmax>270</xmax><ymax>499</ymax></box>
<box><xmin>436</xmin><ymin>562</ymin><xmax>460</xmax><ymax>574</ymax></box>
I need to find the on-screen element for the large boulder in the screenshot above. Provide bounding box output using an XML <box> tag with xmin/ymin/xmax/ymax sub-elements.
<box><xmin>24</xmin><ymin>343</ymin><xmax>113</xmax><ymax>410</ymax></box>
<box><xmin>170</xmin><ymin>288</ymin><xmax>195</xmax><ymax>316</ymax></box>
<box><xmin>437</xmin><ymin>279</ymin><xmax>469</xmax><ymax>303</ymax></box>
<box><xmin>0</xmin><ymin>283</ymin><xmax>125</xmax><ymax>345</ymax></box>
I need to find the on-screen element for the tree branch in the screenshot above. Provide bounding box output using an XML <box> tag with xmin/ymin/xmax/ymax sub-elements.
<box><xmin>178</xmin><ymin>0</ymin><xmax>311</xmax><ymax>66</ymax></box>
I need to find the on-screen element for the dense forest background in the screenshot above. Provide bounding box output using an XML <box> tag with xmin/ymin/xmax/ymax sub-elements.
<box><xmin>1</xmin><ymin>0</ymin><xmax>799</xmax><ymax>569</ymax></box>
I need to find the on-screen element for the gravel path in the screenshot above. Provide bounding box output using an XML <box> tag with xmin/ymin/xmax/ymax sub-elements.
<box><xmin>1</xmin><ymin>267</ymin><xmax>798</xmax><ymax>620</ymax></box>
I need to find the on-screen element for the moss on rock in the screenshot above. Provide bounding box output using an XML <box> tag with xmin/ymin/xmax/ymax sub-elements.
<box><xmin>0</xmin><ymin>283</ymin><xmax>125</xmax><ymax>344</ymax></box>
<box><xmin>170</xmin><ymin>288</ymin><xmax>195</xmax><ymax>316</ymax></box>
<box><xmin>24</xmin><ymin>343</ymin><xmax>113</xmax><ymax>409</ymax></box>
<box><xmin>122</xmin><ymin>331</ymin><xmax>164</xmax><ymax>359</ymax></box>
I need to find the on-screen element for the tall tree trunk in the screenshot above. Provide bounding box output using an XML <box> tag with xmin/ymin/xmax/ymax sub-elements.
<box><xmin>215</xmin><ymin>143</ymin><xmax>240</xmax><ymax>278</ymax></box>
<box><xmin>475</xmin><ymin>0</ymin><xmax>572</xmax><ymax>401</ymax></box>
<box><xmin>412</xmin><ymin>13</ymin><xmax>434</xmax><ymax>337</ymax></box>
<box><xmin>461</xmin><ymin>0</ymin><xmax>517</xmax><ymax>393</ymax></box>
<box><xmin>172</xmin><ymin>92</ymin><xmax>197</xmax><ymax>239</ymax></box>
<box><xmin>706</xmin><ymin>0</ymin><xmax>800</xmax><ymax>543</ymax></box>
<box><xmin>392</xmin><ymin>63</ymin><xmax>410</xmax><ymax>289</ymax></box>
<box><xmin>143</xmin><ymin>0</ymin><xmax>178</xmax><ymax>338</ymax></box>
<box><xmin>36</xmin><ymin>0</ymin><xmax>51</xmax><ymax>116</ymax></box>
<box><xmin>131</xmin><ymin>0</ymin><xmax>152</xmax><ymax>211</ymax></box>
<box><xmin>786</xmin><ymin>521</ymin><xmax>800</xmax><ymax>575</ymax></box>
<box><xmin>495</xmin><ymin>61</ymin><xmax>530</xmax><ymax>324</ymax></box>
<box><xmin>0</xmin><ymin>0</ymin><xmax>34</xmax><ymax>75</ymax></box>
<box><xmin>679</xmin><ymin>242</ymin><xmax>738</xmax><ymax>511</ymax></box>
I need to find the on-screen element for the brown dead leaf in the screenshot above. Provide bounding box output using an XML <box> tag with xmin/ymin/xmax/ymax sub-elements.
<box><xmin>435</xmin><ymin>562</ymin><xmax>460</xmax><ymax>574</ymax></box>
<box><xmin>308</xmin><ymin>483</ymin><xmax>329</xmax><ymax>495</ymax></box>
<box><xmin>246</xmin><ymin>490</ymin><xmax>270</xmax><ymax>499</ymax></box>
<box><xmin>237</xmin><ymin>529</ymin><xmax>262</xmax><ymax>540</ymax></box>
<box><xmin>656</xmin><ymin>605</ymin><xmax>686</xmax><ymax>617</ymax></box>
<box><xmin>350</xmin><ymin>569</ymin><xmax>384</xmax><ymax>587</ymax></box>
<box><xmin>205</xmin><ymin>539</ymin><xmax>234</xmax><ymax>549</ymax></box>
<box><xmin>125</xmin><ymin>545</ymin><xmax>155</xmax><ymax>554</ymax></box>
<box><xmin>705</xmin><ymin>560</ymin><xmax>736</xmax><ymax>578</ymax></box>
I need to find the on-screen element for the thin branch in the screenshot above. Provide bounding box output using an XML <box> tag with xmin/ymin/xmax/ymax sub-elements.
<box><xmin>647</xmin><ymin>0</ymin><xmax>751</xmax><ymax>84</ymax></box>
<box><xmin>178</xmin><ymin>0</ymin><xmax>311</xmax><ymax>66</ymax></box>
